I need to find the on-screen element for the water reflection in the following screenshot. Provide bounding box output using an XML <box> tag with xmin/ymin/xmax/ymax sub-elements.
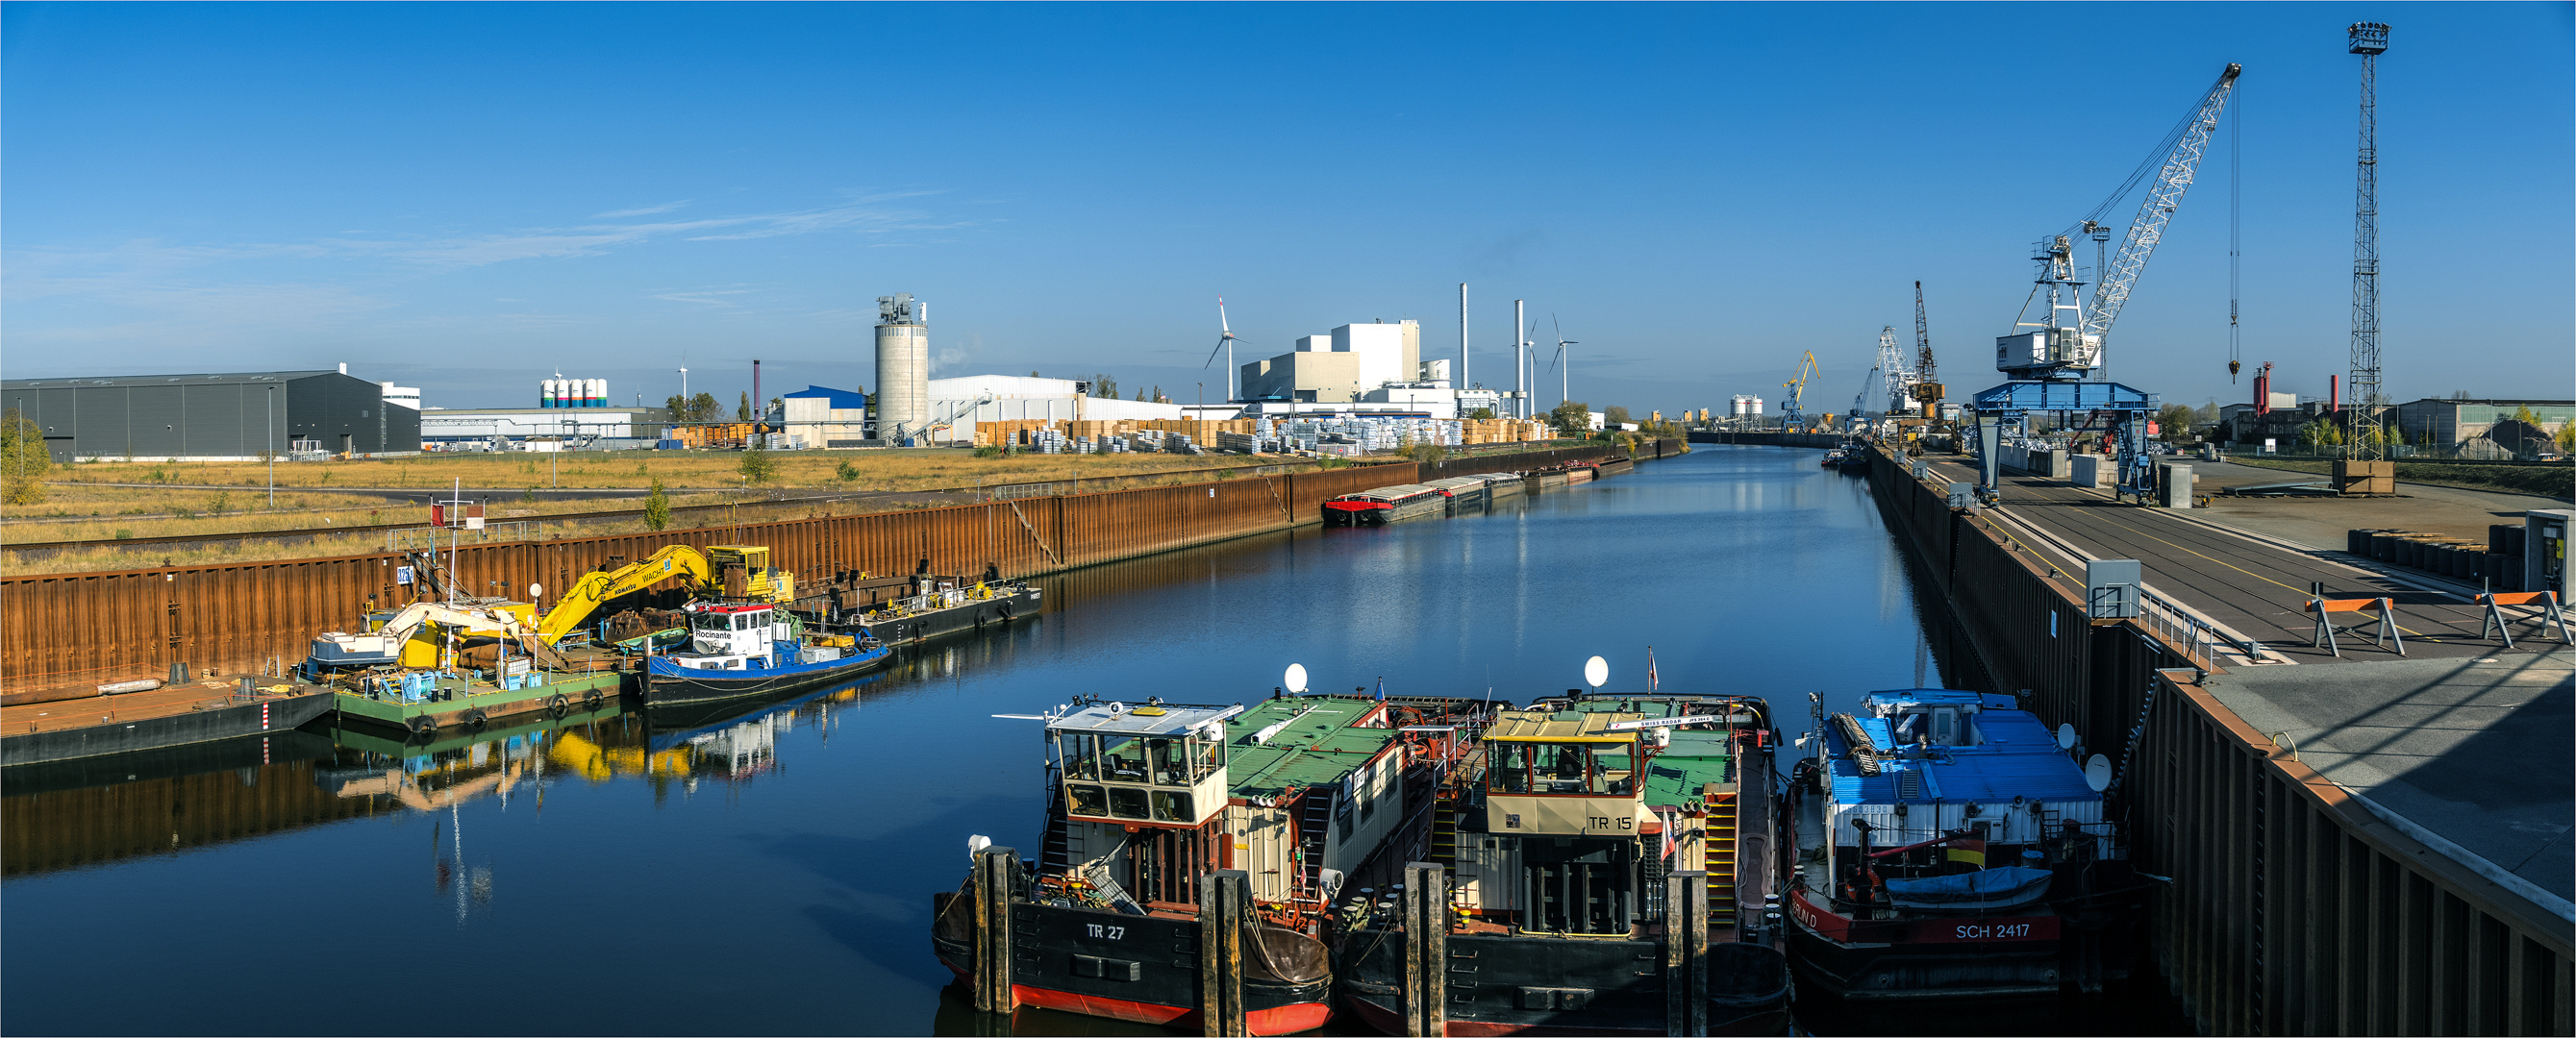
<box><xmin>5</xmin><ymin>447</ymin><xmax>2135</xmax><ymax>1036</ymax></box>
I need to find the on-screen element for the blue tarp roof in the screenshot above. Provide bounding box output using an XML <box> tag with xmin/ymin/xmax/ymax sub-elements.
<box><xmin>1861</xmin><ymin>688</ymin><xmax>2017</xmax><ymax>710</ymax></box>
<box><xmin>783</xmin><ymin>384</ymin><xmax>865</xmax><ymax>409</ymax></box>
<box><xmin>1824</xmin><ymin>696</ymin><xmax>2100</xmax><ymax>806</ymax></box>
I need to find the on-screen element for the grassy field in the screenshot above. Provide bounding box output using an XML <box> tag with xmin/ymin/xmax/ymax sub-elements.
<box><xmin>3</xmin><ymin>449</ymin><xmax>1289</xmax><ymax>540</ymax></box>
<box><xmin>2227</xmin><ymin>456</ymin><xmax>2574</xmax><ymax>500</ymax></box>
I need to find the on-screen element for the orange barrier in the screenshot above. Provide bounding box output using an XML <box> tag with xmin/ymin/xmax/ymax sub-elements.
<box><xmin>2306</xmin><ymin>596</ymin><xmax>2402</xmax><ymax>656</ymax></box>
<box><xmin>2476</xmin><ymin>590</ymin><xmax>2571</xmax><ymax>649</ymax></box>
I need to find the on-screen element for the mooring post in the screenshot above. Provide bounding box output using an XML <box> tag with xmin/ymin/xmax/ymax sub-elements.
<box><xmin>1198</xmin><ymin>869</ymin><xmax>1250</xmax><ymax>1037</ymax></box>
<box><xmin>1402</xmin><ymin>860</ymin><xmax>1448</xmax><ymax>1037</ymax></box>
<box><xmin>1664</xmin><ymin>869</ymin><xmax>1708</xmax><ymax>1037</ymax></box>
<box><xmin>972</xmin><ymin>847</ymin><xmax>1017</xmax><ymax>1015</ymax></box>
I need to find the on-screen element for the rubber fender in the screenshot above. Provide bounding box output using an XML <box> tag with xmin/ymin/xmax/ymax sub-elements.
<box><xmin>463</xmin><ymin>708</ymin><xmax>489</xmax><ymax>728</ymax></box>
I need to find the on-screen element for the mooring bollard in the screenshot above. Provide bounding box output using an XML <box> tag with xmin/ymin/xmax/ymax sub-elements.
<box><xmin>972</xmin><ymin>846</ymin><xmax>1017</xmax><ymax>1014</ymax></box>
<box><xmin>1401</xmin><ymin>861</ymin><xmax>1448</xmax><ymax>1037</ymax></box>
<box><xmin>1198</xmin><ymin>869</ymin><xmax>1250</xmax><ymax>1037</ymax></box>
<box><xmin>1664</xmin><ymin>870</ymin><xmax>1708</xmax><ymax>1037</ymax></box>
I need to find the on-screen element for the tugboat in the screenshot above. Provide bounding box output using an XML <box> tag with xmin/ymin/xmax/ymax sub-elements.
<box><xmin>1337</xmin><ymin>684</ymin><xmax>1794</xmax><ymax>1035</ymax></box>
<box><xmin>641</xmin><ymin>599</ymin><xmax>889</xmax><ymax>707</ymax></box>
<box><xmin>933</xmin><ymin>687</ymin><xmax>1496</xmax><ymax>1034</ymax></box>
<box><xmin>1783</xmin><ymin>689</ymin><xmax>2146</xmax><ymax>1001</ymax></box>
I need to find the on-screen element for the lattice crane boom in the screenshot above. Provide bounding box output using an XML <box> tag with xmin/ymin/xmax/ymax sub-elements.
<box><xmin>2082</xmin><ymin>63</ymin><xmax>2241</xmax><ymax>344</ymax></box>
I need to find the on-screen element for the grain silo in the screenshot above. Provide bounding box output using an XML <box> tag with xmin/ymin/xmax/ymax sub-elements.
<box><xmin>874</xmin><ymin>293</ymin><xmax>929</xmax><ymax>443</ymax></box>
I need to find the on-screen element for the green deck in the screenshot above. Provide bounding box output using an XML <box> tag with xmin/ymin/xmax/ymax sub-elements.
<box><xmin>1221</xmin><ymin>697</ymin><xmax>1402</xmax><ymax>799</ymax></box>
<box><xmin>332</xmin><ymin>669</ymin><xmax>625</xmax><ymax>729</ymax></box>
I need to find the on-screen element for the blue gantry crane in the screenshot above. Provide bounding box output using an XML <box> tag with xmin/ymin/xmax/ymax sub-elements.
<box><xmin>1969</xmin><ymin>62</ymin><xmax>2240</xmax><ymax>503</ymax></box>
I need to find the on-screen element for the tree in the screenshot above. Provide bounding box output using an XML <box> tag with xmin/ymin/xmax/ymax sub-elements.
<box><xmin>738</xmin><ymin>391</ymin><xmax>752</xmax><ymax>422</ymax></box>
<box><xmin>1603</xmin><ymin>405</ymin><xmax>1631</xmax><ymax>429</ymax></box>
<box><xmin>835</xmin><ymin>458</ymin><xmax>861</xmax><ymax>483</ymax></box>
<box><xmin>1548</xmin><ymin>400</ymin><xmax>1592</xmax><ymax>438</ymax></box>
<box><xmin>738</xmin><ymin>446</ymin><xmax>776</xmax><ymax>485</ymax></box>
<box><xmin>1465</xmin><ymin>407</ymin><xmax>1495</xmax><ymax>420</ymax></box>
<box><xmin>1409</xmin><ymin>441</ymin><xmax>1447</xmax><ymax>464</ymax></box>
<box><xmin>688</xmin><ymin>392</ymin><xmax>719</xmax><ymax>423</ymax></box>
<box><xmin>665</xmin><ymin>393</ymin><xmax>690</xmax><ymax>417</ymax></box>
<box><xmin>1090</xmin><ymin>374</ymin><xmax>1117</xmax><ymax>399</ymax></box>
<box><xmin>2555</xmin><ymin>421</ymin><xmax>2575</xmax><ymax>454</ymax></box>
<box><xmin>2513</xmin><ymin>405</ymin><xmax>2543</xmax><ymax>429</ymax></box>
<box><xmin>2157</xmin><ymin>404</ymin><xmax>2197</xmax><ymax>442</ymax></box>
<box><xmin>0</xmin><ymin>408</ymin><xmax>50</xmax><ymax>505</ymax></box>
<box><xmin>643</xmin><ymin>478</ymin><xmax>671</xmax><ymax>531</ymax></box>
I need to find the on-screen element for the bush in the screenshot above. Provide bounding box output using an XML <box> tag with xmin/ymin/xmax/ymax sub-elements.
<box><xmin>835</xmin><ymin>459</ymin><xmax>862</xmax><ymax>482</ymax></box>
<box><xmin>972</xmin><ymin>445</ymin><xmax>1006</xmax><ymax>459</ymax></box>
<box><xmin>643</xmin><ymin>478</ymin><xmax>671</xmax><ymax>531</ymax></box>
<box><xmin>738</xmin><ymin>446</ymin><xmax>777</xmax><ymax>484</ymax></box>
<box><xmin>1</xmin><ymin>408</ymin><xmax>55</xmax><ymax>505</ymax></box>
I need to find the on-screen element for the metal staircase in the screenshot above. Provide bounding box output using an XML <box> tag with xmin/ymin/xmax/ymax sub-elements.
<box><xmin>1295</xmin><ymin>787</ymin><xmax>1338</xmax><ymax>899</ymax></box>
<box><xmin>1428</xmin><ymin>788</ymin><xmax>1463</xmax><ymax>869</ymax></box>
<box><xmin>1705</xmin><ymin>790</ymin><xmax>1741</xmax><ymax>926</ymax></box>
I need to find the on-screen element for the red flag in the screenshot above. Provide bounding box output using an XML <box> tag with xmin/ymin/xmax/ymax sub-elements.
<box><xmin>1661</xmin><ymin>823</ymin><xmax>1678</xmax><ymax>861</ymax></box>
<box><xmin>1647</xmin><ymin>647</ymin><xmax>1659</xmax><ymax>691</ymax></box>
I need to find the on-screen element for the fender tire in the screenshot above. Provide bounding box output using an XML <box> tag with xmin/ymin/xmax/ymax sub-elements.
<box><xmin>585</xmin><ymin>690</ymin><xmax>605</xmax><ymax>711</ymax></box>
<box><xmin>462</xmin><ymin>708</ymin><xmax>489</xmax><ymax>729</ymax></box>
<box><xmin>406</xmin><ymin>714</ymin><xmax>438</xmax><ymax>738</ymax></box>
<box><xmin>547</xmin><ymin>693</ymin><xmax>570</xmax><ymax>718</ymax></box>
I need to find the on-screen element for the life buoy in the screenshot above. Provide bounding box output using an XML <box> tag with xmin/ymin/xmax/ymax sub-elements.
<box><xmin>547</xmin><ymin>693</ymin><xmax>570</xmax><ymax>718</ymax></box>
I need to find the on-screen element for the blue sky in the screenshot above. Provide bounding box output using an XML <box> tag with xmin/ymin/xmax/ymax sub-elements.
<box><xmin>5</xmin><ymin>2</ymin><xmax>2568</xmax><ymax>413</ymax></box>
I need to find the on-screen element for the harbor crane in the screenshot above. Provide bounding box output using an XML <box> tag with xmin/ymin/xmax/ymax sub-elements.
<box><xmin>1909</xmin><ymin>281</ymin><xmax>1942</xmax><ymax>422</ymax></box>
<box><xmin>1853</xmin><ymin>327</ymin><xmax>1898</xmax><ymax>432</ymax></box>
<box><xmin>1969</xmin><ymin>62</ymin><xmax>2240</xmax><ymax>501</ymax></box>
<box><xmin>1782</xmin><ymin>351</ymin><xmax>1819</xmax><ymax>431</ymax></box>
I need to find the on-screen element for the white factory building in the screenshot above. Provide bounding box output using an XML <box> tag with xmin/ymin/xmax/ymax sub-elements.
<box><xmin>417</xmin><ymin>407</ymin><xmax>669</xmax><ymax>449</ymax></box>
<box><xmin>1234</xmin><ymin>320</ymin><xmax>1491</xmax><ymax>419</ymax></box>
<box><xmin>928</xmin><ymin>376</ymin><xmax>1187</xmax><ymax>445</ymax></box>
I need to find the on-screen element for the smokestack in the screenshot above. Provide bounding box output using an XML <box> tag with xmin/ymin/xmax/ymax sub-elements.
<box><xmin>1459</xmin><ymin>284</ymin><xmax>1469</xmax><ymax>394</ymax></box>
<box><xmin>2331</xmin><ymin>375</ymin><xmax>2340</xmax><ymax>415</ymax></box>
<box><xmin>753</xmin><ymin>360</ymin><xmax>763</xmax><ymax>424</ymax></box>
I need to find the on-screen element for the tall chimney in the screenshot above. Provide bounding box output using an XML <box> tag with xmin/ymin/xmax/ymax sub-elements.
<box><xmin>753</xmin><ymin>359</ymin><xmax>763</xmax><ymax>425</ymax></box>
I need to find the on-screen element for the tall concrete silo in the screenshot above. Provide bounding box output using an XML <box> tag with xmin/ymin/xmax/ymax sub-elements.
<box><xmin>874</xmin><ymin>293</ymin><xmax>929</xmax><ymax>443</ymax></box>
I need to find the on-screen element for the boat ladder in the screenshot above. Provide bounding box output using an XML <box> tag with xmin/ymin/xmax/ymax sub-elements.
<box><xmin>1705</xmin><ymin>790</ymin><xmax>1741</xmax><ymax>926</ymax></box>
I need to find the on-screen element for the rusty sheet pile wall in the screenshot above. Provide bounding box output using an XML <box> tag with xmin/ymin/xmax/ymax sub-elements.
<box><xmin>2</xmin><ymin>464</ymin><xmax>1410</xmax><ymax>686</ymax></box>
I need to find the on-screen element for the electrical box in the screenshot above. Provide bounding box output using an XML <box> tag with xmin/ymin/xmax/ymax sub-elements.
<box><xmin>1947</xmin><ymin>482</ymin><xmax>1974</xmax><ymax>508</ymax></box>
<box><xmin>2086</xmin><ymin>559</ymin><xmax>2143</xmax><ymax>620</ymax></box>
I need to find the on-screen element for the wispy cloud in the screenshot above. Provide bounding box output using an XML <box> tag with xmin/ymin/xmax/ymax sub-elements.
<box><xmin>649</xmin><ymin>285</ymin><xmax>762</xmax><ymax>308</ymax></box>
<box><xmin>594</xmin><ymin>200</ymin><xmax>691</xmax><ymax>218</ymax></box>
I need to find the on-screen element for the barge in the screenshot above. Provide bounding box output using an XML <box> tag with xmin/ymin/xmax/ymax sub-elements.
<box><xmin>1784</xmin><ymin>689</ymin><xmax>2147</xmax><ymax>1001</ymax></box>
<box><xmin>305</xmin><ymin>600</ymin><xmax>633</xmax><ymax>737</ymax></box>
<box><xmin>1337</xmin><ymin>691</ymin><xmax>1793</xmax><ymax>1035</ymax></box>
<box><xmin>826</xmin><ymin>571</ymin><xmax>1040</xmax><ymax>649</ymax></box>
<box><xmin>1</xmin><ymin>678</ymin><xmax>335</xmax><ymax>767</ymax></box>
<box><xmin>934</xmin><ymin>691</ymin><xmax>1496</xmax><ymax>1034</ymax></box>
<box><xmin>1324</xmin><ymin>484</ymin><xmax>1449</xmax><ymax>526</ymax></box>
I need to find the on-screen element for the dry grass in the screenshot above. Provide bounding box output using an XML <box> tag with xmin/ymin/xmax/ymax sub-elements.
<box><xmin>4</xmin><ymin>450</ymin><xmax>1288</xmax><ymax>543</ymax></box>
<box><xmin>32</xmin><ymin>448</ymin><xmax>1277</xmax><ymax>493</ymax></box>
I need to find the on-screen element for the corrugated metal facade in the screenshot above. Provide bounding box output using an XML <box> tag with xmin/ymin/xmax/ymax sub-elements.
<box><xmin>1</xmin><ymin>371</ymin><xmax>418</xmax><ymax>460</ymax></box>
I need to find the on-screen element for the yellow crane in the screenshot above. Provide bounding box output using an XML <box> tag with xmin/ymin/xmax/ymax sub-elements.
<box><xmin>1782</xmin><ymin>351</ymin><xmax>1819</xmax><ymax>431</ymax></box>
<box><xmin>532</xmin><ymin>544</ymin><xmax>794</xmax><ymax>644</ymax></box>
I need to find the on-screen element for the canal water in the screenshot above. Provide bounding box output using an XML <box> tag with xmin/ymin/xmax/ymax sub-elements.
<box><xmin>0</xmin><ymin>446</ymin><xmax>2180</xmax><ymax>1035</ymax></box>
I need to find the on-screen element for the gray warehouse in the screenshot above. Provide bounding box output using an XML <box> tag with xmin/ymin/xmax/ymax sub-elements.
<box><xmin>0</xmin><ymin>369</ymin><xmax>421</xmax><ymax>462</ymax></box>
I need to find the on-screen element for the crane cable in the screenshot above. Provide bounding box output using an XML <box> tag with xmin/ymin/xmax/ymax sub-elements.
<box><xmin>2229</xmin><ymin>83</ymin><xmax>2242</xmax><ymax>383</ymax></box>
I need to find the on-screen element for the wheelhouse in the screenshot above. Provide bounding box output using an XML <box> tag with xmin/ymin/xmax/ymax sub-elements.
<box><xmin>1482</xmin><ymin>707</ymin><xmax>1653</xmax><ymax>836</ymax></box>
<box><xmin>1051</xmin><ymin>702</ymin><xmax>1242</xmax><ymax>828</ymax></box>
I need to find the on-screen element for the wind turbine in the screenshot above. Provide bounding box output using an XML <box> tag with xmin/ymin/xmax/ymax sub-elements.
<box><xmin>1200</xmin><ymin>296</ymin><xmax>1238</xmax><ymax>403</ymax></box>
<box><xmin>1547</xmin><ymin>315</ymin><xmax>1578</xmax><ymax>408</ymax></box>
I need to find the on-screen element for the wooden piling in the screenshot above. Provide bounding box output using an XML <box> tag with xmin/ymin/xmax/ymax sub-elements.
<box><xmin>972</xmin><ymin>846</ymin><xmax>1017</xmax><ymax>1014</ymax></box>
<box><xmin>1664</xmin><ymin>869</ymin><xmax>1708</xmax><ymax>1037</ymax></box>
<box><xmin>1198</xmin><ymin>869</ymin><xmax>1250</xmax><ymax>1037</ymax></box>
<box><xmin>1402</xmin><ymin>860</ymin><xmax>1448</xmax><ymax>1037</ymax></box>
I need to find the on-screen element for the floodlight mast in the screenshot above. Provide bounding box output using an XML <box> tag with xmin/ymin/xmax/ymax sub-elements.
<box><xmin>2346</xmin><ymin>23</ymin><xmax>2389</xmax><ymax>461</ymax></box>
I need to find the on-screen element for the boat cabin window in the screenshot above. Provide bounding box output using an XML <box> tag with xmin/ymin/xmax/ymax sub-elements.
<box><xmin>1058</xmin><ymin>732</ymin><xmax>1098</xmax><ymax>780</ymax></box>
<box><xmin>1067</xmin><ymin>783</ymin><xmax>1107</xmax><ymax>816</ymax></box>
<box><xmin>1152</xmin><ymin>791</ymin><xmax>1192</xmax><ymax>823</ymax></box>
<box><xmin>1108</xmin><ymin>785</ymin><xmax>1149</xmax><ymax>820</ymax></box>
<box><xmin>1487</xmin><ymin>742</ymin><xmax>1635</xmax><ymax>795</ymax></box>
<box><xmin>1098</xmin><ymin>734</ymin><xmax>1149</xmax><ymax>782</ymax></box>
<box><xmin>694</xmin><ymin>612</ymin><xmax>729</xmax><ymax>631</ymax></box>
<box><xmin>1191</xmin><ymin>735</ymin><xmax>1224</xmax><ymax>780</ymax></box>
<box><xmin>1890</xmin><ymin>707</ymin><xmax>1980</xmax><ymax>748</ymax></box>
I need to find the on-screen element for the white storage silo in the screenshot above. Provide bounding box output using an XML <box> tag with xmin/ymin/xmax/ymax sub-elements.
<box><xmin>1749</xmin><ymin>396</ymin><xmax>1764</xmax><ymax>416</ymax></box>
<box><xmin>588</xmin><ymin>378</ymin><xmax>606</xmax><ymax>408</ymax></box>
<box><xmin>874</xmin><ymin>293</ymin><xmax>929</xmax><ymax>443</ymax></box>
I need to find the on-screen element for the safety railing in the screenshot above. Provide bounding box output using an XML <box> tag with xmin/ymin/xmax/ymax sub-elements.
<box><xmin>2135</xmin><ymin>584</ymin><xmax>2267</xmax><ymax>668</ymax></box>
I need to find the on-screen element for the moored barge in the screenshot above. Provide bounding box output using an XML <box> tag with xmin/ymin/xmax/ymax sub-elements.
<box><xmin>1784</xmin><ymin>689</ymin><xmax>2146</xmax><ymax>1001</ymax></box>
<box><xmin>1324</xmin><ymin>483</ymin><xmax>1449</xmax><ymax>526</ymax></box>
<box><xmin>934</xmin><ymin>691</ymin><xmax>1496</xmax><ymax>1034</ymax></box>
<box><xmin>1337</xmin><ymin>690</ymin><xmax>1793</xmax><ymax>1035</ymax></box>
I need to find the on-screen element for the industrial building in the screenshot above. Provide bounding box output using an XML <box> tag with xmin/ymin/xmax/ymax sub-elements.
<box><xmin>1238</xmin><ymin>321</ymin><xmax>1426</xmax><ymax>405</ymax></box>
<box><xmin>2388</xmin><ymin>397</ymin><xmax>2572</xmax><ymax>454</ymax></box>
<box><xmin>416</xmin><ymin>407</ymin><xmax>668</xmax><ymax>450</ymax></box>
<box><xmin>874</xmin><ymin>293</ymin><xmax>931</xmax><ymax>444</ymax></box>
<box><xmin>1</xmin><ymin>366</ymin><xmax>419</xmax><ymax>462</ymax></box>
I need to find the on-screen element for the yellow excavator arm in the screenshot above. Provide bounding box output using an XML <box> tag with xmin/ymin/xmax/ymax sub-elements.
<box><xmin>535</xmin><ymin>545</ymin><xmax>715</xmax><ymax>643</ymax></box>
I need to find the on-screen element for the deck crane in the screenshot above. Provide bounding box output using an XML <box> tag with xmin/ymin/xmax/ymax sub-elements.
<box><xmin>1971</xmin><ymin>62</ymin><xmax>2240</xmax><ymax>501</ymax></box>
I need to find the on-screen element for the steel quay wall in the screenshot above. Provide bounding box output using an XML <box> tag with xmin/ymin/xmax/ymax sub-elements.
<box><xmin>0</xmin><ymin>464</ymin><xmax>1409</xmax><ymax>685</ymax></box>
<box><xmin>2143</xmin><ymin>669</ymin><xmax>2572</xmax><ymax>1035</ymax></box>
<box><xmin>1864</xmin><ymin>447</ymin><xmax>2572</xmax><ymax>1035</ymax></box>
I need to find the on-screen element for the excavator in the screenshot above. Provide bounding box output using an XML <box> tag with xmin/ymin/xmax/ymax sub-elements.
<box><xmin>310</xmin><ymin>601</ymin><xmax>568</xmax><ymax>672</ymax></box>
<box><xmin>531</xmin><ymin>544</ymin><xmax>795</xmax><ymax>645</ymax></box>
